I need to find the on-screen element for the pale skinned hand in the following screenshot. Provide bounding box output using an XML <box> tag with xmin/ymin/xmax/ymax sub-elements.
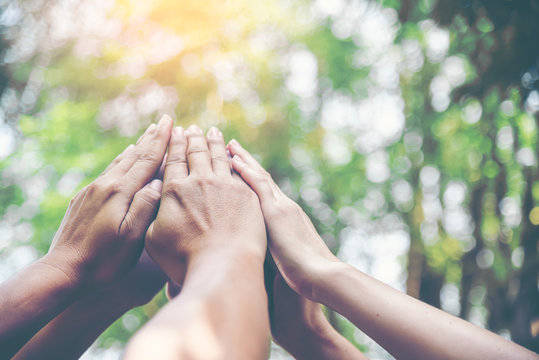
<box><xmin>228</xmin><ymin>140</ymin><xmax>338</xmax><ymax>300</ymax></box>
<box><xmin>145</xmin><ymin>125</ymin><xmax>267</xmax><ymax>284</ymax></box>
<box><xmin>41</xmin><ymin>115</ymin><xmax>173</xmax><ymax>289</ymax></box>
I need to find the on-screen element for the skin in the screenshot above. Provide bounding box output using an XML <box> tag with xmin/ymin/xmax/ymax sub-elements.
<box><xmin>12</xmin><ymin>250</ymin><xmax>168</xmax><ymax>360</ymax></box>
<box><xmin>228</xmin><ymin>139</ymin><xmax>539</xmax><ymax>360</ymax></box>
<box><xmin>268</xmin><ymin>265</ymin><xmax>367</xmax><ymax>360</ymax></box>
<box><xmin>0</xmin><ymin>115</ymin><xmax>173</xmax><ymax>359</ymax></box>
<box><xmin>125</xmin><ymin>125</ymin><xmax>270</xmax><ymax>360</ymax></box>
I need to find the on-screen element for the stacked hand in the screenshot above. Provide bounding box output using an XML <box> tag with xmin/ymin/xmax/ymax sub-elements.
<box><xmin>43</xmin><ymin>116</ymin><xmax>173</xmax><ymax>288</ymax></box>
<box><xmin>5</xmin><ymin>115</ymin><xmax>535</xmax><ymax>360</ymax></box>
<box><xmin>145</xmin><ymin>125</ymin><xmax>267</xmax><ymax>284</ymax></box>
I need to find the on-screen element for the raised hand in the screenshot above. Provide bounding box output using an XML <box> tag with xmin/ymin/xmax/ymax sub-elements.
<box><xmin>127</xmin><ymin>126</ymin><xmax>270</xmax><ymax>360</ymax></box>
<box><xmin>228</xmin><ymin>139</ymin><xmax>338</xmax><ymax>300</ymax></box>
<box><xmin>0</xmin><ymin>116</ymin><xmax>172</xmax><ymax>358</ymax></box>
<box><xmin>229</xmin><ymin>140</ymin><xmax>537</xmax><ymax>360</ymax></box>
<box><xmin>42</xmin><ymin>115</ymin><xmax>172</xmax><ymax>288</ymax></box>
<box><xmin>145</xmin><ymin>125</ymin><xmax>267</xmax><ymax>283</ymax></box>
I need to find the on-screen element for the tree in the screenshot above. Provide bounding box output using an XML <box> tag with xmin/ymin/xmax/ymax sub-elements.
<box><xmin>0</xmin><ymin>0</ymin><xmax>537</xmax><ymax>357</ymax></box>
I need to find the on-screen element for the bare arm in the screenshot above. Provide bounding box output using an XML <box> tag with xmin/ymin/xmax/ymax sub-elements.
<box><xmin>0</xmin><ymin>116</ymin><xmax>172</xmax><ymax>358</ymax></box>
<box><xmin>228</xmin><ymin>140</ymin><xmax>538</xmax><ymax>360</ymax></box>
<box><xmin>126</xmin><ymin>251</ymin><xmax>268</xmax><ymax>360</ymax></box>
<box><xmin>269</xmin><ymin>270</ymin><xmax>367</xmax><ymax>360</ymax></box>
<box><xmin>314</xmin><ymin>262</ymin><xmax>536</xmax><ymax>360</ymax></box>
<box><xmin>13</xmin><ymin>251</ymin><xmax>168</xmax><ymax>360</ymax></box>
<box><xmin>125</xmin><ymin>125</ymin><xmax>270</xmax><ymax>360</ymax></box>
<box><xmin>0</xmin><ymin>258</ymin><xmax>81</xmax><ymax>358</ymax></box>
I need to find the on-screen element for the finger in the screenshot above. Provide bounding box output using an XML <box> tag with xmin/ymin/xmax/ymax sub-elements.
<box><xmin>185</xmin><ymin>124</ymin><xmax>212</xmax><ymax>177</ymax></box>
<box><xmin>107</xmin><ymin>118</ymin><xmax>162</xmax><ymax>176</ymax></box>
<box><xmin>231</xmin><ymin>155</ymin><xmax>275</xmax><ymax>202</ymax></box>
<box><xmin>206</xmin><ymin>127</ymin><xmax>230</xmax><ymax>177</ymax></box>
<box><xmin>228</xmin><ymin>140</ymin><xmax>282</xmax><ymax>195</ymax></box>
<box><xmin>111</xmin><ymin>115</ymin><xmax>173</xmax><ymax>192</ymax></box>
<box><xmin>119</xmin><ymin>179</ymin><xmax>163</xmax><ymax>246</ymax></box>
<box><xmin>157</xmin><ymin>153</ymin><xmax>168</xmax><ymax>180</ymax></box>
<box><xmin>101</xmin><ymin>144</ymin><xmax>135</xmax><ymax>176</ymax></box>
<box><xmin>227</xmin><ymin>139</ymin><xmax>265</xmax><ymax>172</ymax></box>
<box><xmin>164</xmin><ymin>126</ymin><xmax>188</xmax><ymax>182</ymax></box>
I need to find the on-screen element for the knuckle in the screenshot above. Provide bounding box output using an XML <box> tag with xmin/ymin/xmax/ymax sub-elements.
<box><xmin>261</xmin><ymin>168</ymin><xmax>272</xmax><ymax>179</ymax></box>
<box><xmin>136</xmin><ymin>149</ymin><xmax>160</xmax><ymax>163</ymax></box>
<box><xmin>86</xmin><ymin>179</ymin><xmax>105</xmax><ymax>194</ymax></box>
<box><xmin>166</xmin><ymin>155</ymin><xmax>188</xmax><ymax>167</ymax></box>
<box><xmin>211</xmin><ymin>153</ymin><xmax>228</xmax><ymax>162</ymax></box>
<box><xmin>187</xmin><ymin>147</ymin><xmax>208</xmax><ymax>157</ymax></box>
<box><xmin>207</xmin><ymin>136</ymin><xmax>224</xmax><ymax>145</ymax></box>
<box><xmin>163</xmin><ymin>180</ymin><xmax>183</xmax><ymax>198</ymax></box>
<box><xmin>254</xmin><ymin>173</ymin><xmax>271</xmax><ymax>187</ymax></box>
<box><xmin>120</xmin><ymin>213</ymin><xmax>136</xmax><ymax>237</ymax></box>
<box><xmin>267</xmin><ymin>198</ymin><xmax>295</xmax><ymax>219</ymax></box>
<box><xmin>87</xmin><ymin>178</ymin><xmax>123</xmax><ymax>197</ymax></box>
<box><xmin>137</xmin><ymin>187</ymin><xmax>161</xmax><ymax>205</ymax></box>
<box><xmin>195</xmin><ymin>176</ymin><xmax>216</xmax><ymax>187</ymax></box>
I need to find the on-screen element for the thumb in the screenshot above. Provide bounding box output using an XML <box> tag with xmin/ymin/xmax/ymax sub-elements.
<box><xmin>120</xmin><ymin>179</ymin><xmax>162</xmax><ymax>244</ymax></box>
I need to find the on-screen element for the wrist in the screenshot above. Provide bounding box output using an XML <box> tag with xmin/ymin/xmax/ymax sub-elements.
<box><xmin>37</xmin><ymin>252</ymin><xmax>86</xmax><ymax>294</ymax></box>
<box><xmin>297</xmin><ymin>258</ymin><xmax>344</xmax><ymax>304</ymax></box>
<box><xmin>187</xmin><ymin>244</ymin><xmax>265</xmax><ymax>276</ymax></box>
<box><xmin>182</xmin><ymin>246</ymin><xmax>265</xmax><ymax>299</ymax></box>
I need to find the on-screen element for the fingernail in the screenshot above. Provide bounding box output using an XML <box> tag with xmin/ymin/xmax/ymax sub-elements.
<box><xmin>229</xmin><ymin>139</ymin><xmax>241</xmax><ymax>147</ymax></box>
<box><xmin>158</xmin><ymin>114</ymin><xmax>173</xmax><ymax>130</ymax></box>
<box><xmin>186</xmin><ymin>124</ymin><xmax>203</xmax><ymax>134</ymax></box>
<box><xmin>207</xmin><ymin>127</ymin><xmax>220</xmax><ymax>138</ymax></box>
<box><xmin>174</xmin><ymin>126</ymin><xmax>184</xmax><ymax>137</ymax></box>
<box><xmin>145</xmin><ymin>123</ymin><xmax>157</xmax><ymax>134</ymax></box>
<box><xmin>148</xmin><ymin>179</ymin><xmax>163</xmax><ymax>193</ymax></box>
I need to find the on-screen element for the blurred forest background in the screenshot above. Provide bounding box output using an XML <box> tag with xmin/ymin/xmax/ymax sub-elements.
<box><xmin>0</xmin><ymin>0</ymin><xmax>538</xmax><ymax>358</ymax></box>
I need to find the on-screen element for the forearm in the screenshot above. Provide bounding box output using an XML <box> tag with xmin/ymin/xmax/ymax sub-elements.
<box><xmin>288</xmin><ymin>324</ymin><xmax>367</xmax><ymax>360</ymax></box>
<box><xmin>315</xmin><ymin>262</ymin><xmax>536</xmax><ymax>360</ymax></box>
<box><xmin>0</xmin><ymin>257</ymin><xmax>82</xmax><ymax>358</ymax></box>
<box><xmin>13</xmin><ymin>289</ymin><xmax>137</xmax><ymax>360</ymax></box>
<box><xmin>126</xmin><ymin>249</ymin><xmax>270</xmax><ymax>360</ymax></box>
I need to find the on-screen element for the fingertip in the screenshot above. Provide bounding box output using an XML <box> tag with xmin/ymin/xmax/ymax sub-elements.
<box><xmin>186</xmin><ymin>124</ymin><xmax>203</xmax><ymax>135</ymax></box>
<box><xmin>158</xmin><ymin>114</ymin><xmax>173</xmax><ymax>131</ymax></box>
<box><xmin>148</xmin><ymin>179</ymin><xmax>163</xmax><ymax>193</ymax></box>
<box><xmin>173</xmin><ymin>126</ymin><xmax>185</xmax><ymax>140</ymax></box>
<box><xmin>207</xmin><ymin>126</ymin><xmax>221</xmax><ymax>138</ymax></box>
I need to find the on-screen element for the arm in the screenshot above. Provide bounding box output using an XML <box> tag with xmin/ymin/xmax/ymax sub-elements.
<box><xmin>0</xmin><ymin>115</ymin><xmax>173</xmax><ymax>358</ymax></box>
<box><xmin>125</xmin><ymin>125</ymin><xmax>270</xmax><ymax>360</ymax></box>
<box><xmin>127</xmin><ymin>251</ymin><xmax>268</xmax><ymax>360</ymax></box>
<box><xmin>13</xmin><ymin>251</ymin><xmax>168</xmax><ymax>360</ymax></box>
<box><xmin>269</xmin><ymin>270</ymin><xmax>367</xmax><ymax>360</ymax></box>
<box><xmin>228</xmin><ymin>140</ymin><xmax>538</xmax><ymax>360</ymax></box>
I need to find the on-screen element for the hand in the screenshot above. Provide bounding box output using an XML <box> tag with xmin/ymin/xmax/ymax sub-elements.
<box><xmin>42</xmin><ymin>115</ymin><xmax>173</xmax><ymax>289</ymax></box>
<box><xmin>228</xmin><ymin>140</ymin><xmax>338</xmax><ymax>300</ymax></box>
<box><xmin>145</xmin><ymin>125</ymin><xmax>267</xmax><ymax>284</ymax></box>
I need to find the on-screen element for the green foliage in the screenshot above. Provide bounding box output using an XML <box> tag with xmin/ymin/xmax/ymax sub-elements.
<box><xmin>1</xmin><ymin>0</ymin><xmax>538</xmax><ymax>356</ymax></box>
